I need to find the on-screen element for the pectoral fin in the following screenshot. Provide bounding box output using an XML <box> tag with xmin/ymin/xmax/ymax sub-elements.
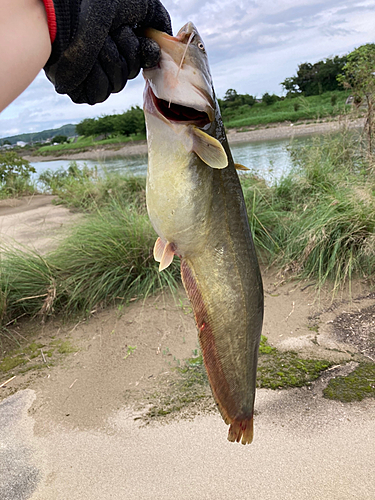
<box><xmin>153</xmin><ymin>237</ymin><xmax>165</xmax><ymax>262</ymax></box>
<box><xmin>153</xmin><ymin>237</ymin><xmax>175</xmax><ymax>272</ymax></box>
<box><xmin>191</xmin><ymin>126</ymin><xmax>228</xmax><ymax>169</ymax></box>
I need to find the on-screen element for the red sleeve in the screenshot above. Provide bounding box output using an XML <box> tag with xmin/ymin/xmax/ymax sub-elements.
<box><xmin>41</xmin><ymin>0</ymin><xmax>57</xmax><ymax>44</ymax></box>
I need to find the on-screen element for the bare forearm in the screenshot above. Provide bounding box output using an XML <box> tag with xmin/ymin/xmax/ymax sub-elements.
<box><xmin>0</xmin><ymin>0</ymin><xmax>51</xmax><ymax>112</ymax></box>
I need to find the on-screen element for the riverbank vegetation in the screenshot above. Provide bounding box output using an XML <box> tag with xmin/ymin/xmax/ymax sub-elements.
<box><xmin>222</xmin><ymin>89</ymin><xmax>351</xmax><ymax>129</ymax></box>
<box><xmin>245</xmin><ymin>128</ymin><xmax>375</xmax><ymax>289</ymax></box>
<box><xmin>1</xmin><ymin>125</ymin><xmax>374</xmax><ymax>331</ymax></box>
<box><xmin>1</xmin><ymin>126</ymin><xmax>374</xmax><ymax>405</ymax></box>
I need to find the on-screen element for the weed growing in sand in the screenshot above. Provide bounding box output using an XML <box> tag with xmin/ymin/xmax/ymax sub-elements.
<box><xmin>0</xmin><ymin>338</ymin><xmax>76</xmax><ymax>376</ymax></box>
<box><xmin>0</xmin><ymin>248</ymin><xmax>56</xmax><ymax>321</ymax></box>
<box><xmin>124</xmin><ymin>345</ymin><xmax>137</xmax><ymax>359</ymax></box>
<box><xmin>143</xmin><ymin>353</ymin><xmax>209</xmax><ymax>420</ymax></box>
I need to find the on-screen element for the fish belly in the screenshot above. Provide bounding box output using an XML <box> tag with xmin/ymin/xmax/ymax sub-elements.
<box><xmin>146</xmin><ymin>121</ymin><xmax>213</xmax><ymax>257</ymax></box>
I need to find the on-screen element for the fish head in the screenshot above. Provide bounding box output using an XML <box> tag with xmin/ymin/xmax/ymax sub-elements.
<box><xmin>143</xmin><ymin>22</ymin><xmax>215</xmax><ymax>126</ymax></box>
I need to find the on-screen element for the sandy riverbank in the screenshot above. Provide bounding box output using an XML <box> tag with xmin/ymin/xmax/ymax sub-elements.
<box><xmin>23</xmin><ymin>117</ymin><xmax>365</xmax><ymax>163</ymax></box>
<box><xmin>0</xmin><ymin>188</ymin><xmax>374</xmax><ymax>500</ymax></box>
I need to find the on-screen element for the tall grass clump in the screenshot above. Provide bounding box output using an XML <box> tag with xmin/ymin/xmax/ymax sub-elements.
<box><xmin>272</xmin><ymin>128</ymin><xmax>375</xmax><ymax>287</ymax></box>
<box><xmin>51</xmin><ymin>201</ymin><xmax>179</xmax><ymax>314</ymax></box>
<box><xmin>240</xmin><ymin>175</ymin><xmax>285</xmax><ymax>260</ymax></box>
<box><xmin>0</xmin><ymin>249</ymin><xmax>56</xmax><ymax>322</ymax></box>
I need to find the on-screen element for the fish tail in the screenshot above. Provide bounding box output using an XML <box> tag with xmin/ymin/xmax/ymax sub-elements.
<box><xmin>227</xmin><ymin>416</ymin><xmax>254</xmax><ymax>445</ymax></box>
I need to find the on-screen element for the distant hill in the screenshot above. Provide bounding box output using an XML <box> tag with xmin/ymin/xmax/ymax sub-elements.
<box><xmin>0</xmin><ymin>124</ymin><xmax>77</xmax><ymax>145</ymax></box>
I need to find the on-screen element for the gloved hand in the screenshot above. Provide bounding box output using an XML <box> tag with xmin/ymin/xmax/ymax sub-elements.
<box><xmin>42</xmin><ymin>0</ymin><xmax>172</xmax><ymax>105</ymax></box>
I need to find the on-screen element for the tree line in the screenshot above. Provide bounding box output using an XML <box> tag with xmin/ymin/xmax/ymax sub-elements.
<box><xmin>281</xmin><ymin>55</ymin><xmax>348</xmax><ymax>96</ymax></box>
<box><xmin>75</xmin><ymin>106</ymin><xmax>145</xmax><ymax>138</ymax></box>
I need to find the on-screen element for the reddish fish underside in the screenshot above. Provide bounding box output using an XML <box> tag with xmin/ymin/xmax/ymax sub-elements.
<box><xmin>181</xmin><ymin>259</ymin><xmax>255</xmax><ymax>445</ymax></box>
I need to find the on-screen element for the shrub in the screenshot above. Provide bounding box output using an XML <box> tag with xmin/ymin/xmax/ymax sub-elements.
<box><xmin>0</xmin><ymin>152</ymin><xmax>36</xmax><ymax>197</ymax></box>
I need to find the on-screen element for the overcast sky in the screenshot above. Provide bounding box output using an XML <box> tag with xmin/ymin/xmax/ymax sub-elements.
<box><xmin>1</xmin><ymin>0</ymin><xmax>375</xmax><ymax>138</ymax></box>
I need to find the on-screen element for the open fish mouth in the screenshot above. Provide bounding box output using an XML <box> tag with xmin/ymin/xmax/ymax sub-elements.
<box><xmin>149</xmin><ymin>86</ymin><xmax>211</xmax><ymax>127</ymax></box>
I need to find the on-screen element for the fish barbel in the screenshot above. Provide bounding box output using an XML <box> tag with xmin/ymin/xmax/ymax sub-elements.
<box><xmin>143</xmin><ymin>22</ymin><xmax>264</xmax><ymax>444</ymax></box>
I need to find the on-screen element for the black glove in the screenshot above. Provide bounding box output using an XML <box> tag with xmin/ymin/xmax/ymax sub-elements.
<box><xmin>44</xmin><ymin>0</ymin><xmax>172</xmax><ymax>105</ymax></box>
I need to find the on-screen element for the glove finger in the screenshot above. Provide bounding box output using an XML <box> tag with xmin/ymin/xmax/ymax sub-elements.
<box><xmin>68</xmin><ymin>62</ymin><xmax>112</xmax><ymax>105</ymax></box>
<box><xmin>144</xmin><ymin>0</ymin><xmax>172</xmax><ymax>35</ymax></box>
<box><xmin>139</xmin><ymin>37</ymin><xmax>161</xmax><ymax>69</ymax></box>
<box><xmin>111</xmin><ymin>26</ymin><xmax>141</xmax><ymax>80</ymax></box>
<box><xmin>98</xmin><ymin>37</ymin><xmax>129</xmax><ymax>93</ymax></box>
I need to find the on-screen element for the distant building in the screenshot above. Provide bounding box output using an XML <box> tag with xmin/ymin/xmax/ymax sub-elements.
<box><xmin>16</xmin><ymin>141</ymin><xmax>27</xmax><ymax>147</ymax></box>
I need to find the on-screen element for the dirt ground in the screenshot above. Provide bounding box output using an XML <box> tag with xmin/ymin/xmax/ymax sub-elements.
<box><xmin>0</xmin><ymin>195</ymin><xmax>374</xmax><ymax>500</ymax></box>
<box><xmin>0</xmin><ymin>195</ymin><xmax>80</xmax><ymax>254</ymax></box>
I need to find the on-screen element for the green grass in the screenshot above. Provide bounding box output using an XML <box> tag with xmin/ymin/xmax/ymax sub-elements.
<box><xmin>223</xmin><ymin>91</ymin><xmax>352</xmax><ymax>129</ymax></box>
<box><xmin>257</xmin><ymin>336</ymin><xmax>332</xmax><ymax>389</ymax></box>
<box><xmin>0</xmin><ymin>338</ymin><xmax>76</xmax><ymax>375</ymax></box>
<box><xmin>38</xmin><ymin>165</ymin><xmax>146</xmax><ymax>211</ymax></box>
<box><xmin>323</xmin><ymin>363</ymin><xmax>375</xmax><ymax>402</ymax></box>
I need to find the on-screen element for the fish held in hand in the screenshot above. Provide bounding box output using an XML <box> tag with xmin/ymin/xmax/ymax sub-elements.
<box><xmin>143</xmin><ymin>22</ymin><xmax>264</xmax><ymax>444</ymax></box>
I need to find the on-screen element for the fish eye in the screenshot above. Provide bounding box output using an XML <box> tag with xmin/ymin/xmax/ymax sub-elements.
<box><xmin>197</xmin><ymin>42</ymin><xmax>205</xmax><ymax>51</ymax></box>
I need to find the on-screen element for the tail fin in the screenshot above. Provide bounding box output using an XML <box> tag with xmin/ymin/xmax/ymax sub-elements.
<box><xmin>227</xmin><ymin>416</ymin><xmax>254</xmax><ymax>445</ymax></box>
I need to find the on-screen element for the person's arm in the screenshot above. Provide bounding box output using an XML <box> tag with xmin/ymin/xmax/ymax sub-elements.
<box><xmin>0</xmin><ymin>0</ymin><xmax>51</xmax><ymax>112</ymax></box>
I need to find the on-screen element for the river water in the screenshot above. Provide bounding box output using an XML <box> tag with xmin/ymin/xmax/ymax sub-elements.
<box><xmin>30</xmin><ymin>137</ymin><xmax>309</xmax><ymax>185</ymax></box>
